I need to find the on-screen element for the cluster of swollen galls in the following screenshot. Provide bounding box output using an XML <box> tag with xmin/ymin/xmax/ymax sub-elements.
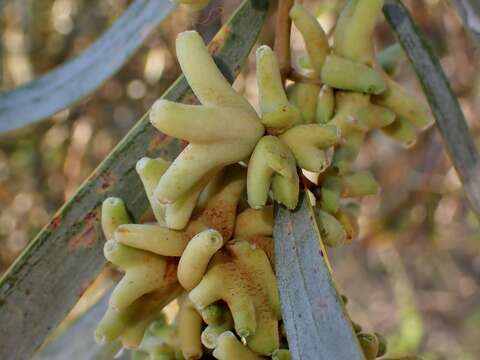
<box><xmin>94</xmin><ymin>1</ymin><xmax>429</xmax><ymax>359</ymax></box>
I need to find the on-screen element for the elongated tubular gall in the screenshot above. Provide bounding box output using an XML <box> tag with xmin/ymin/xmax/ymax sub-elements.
<box><xmin>336</xmin><ymin>206</ymin><xmax>359</xmax><ymax>241</ymax></box>
<box><xmin>271</xmin><ymin>173</ymin><xmax>300</xmax><ymax>210</ymax></box>
<box><xmin>188</xmin><ymin>256</ymin><xmax>257</xmax><ymax>338</ymax></box>
<box><xmin>147</xmin><ymin>318</ymin><xmax>175</xmax><ymax>344</ymax></box>
<box><xmin>101</xmin><ymin>197</ymin><xmax>132</xmax><ymax>239</ymax></box>
<box><xmin>196</xmin><ymin>169</ymin><xmax>225</xmax><ymax>209</ymax></box>
<box><xmin>177</xmin><ymin>229</ymin><xmax>223</xmax><ymax>291</ymax></box>
<box><xmin>176</xmin><ymin>31</ymin><xmax>254</xmax><ymax>111</ymax></box>
<box><xmin>316</xmin><ymin>85</ymin><xmax>335</xmax><ymax>124</ymax></box>
<box><xmin>154</xmin><ymin>141</ymin><xmax>251</xmax><ymax>205</ymax></box>
<box><xmin>121</xmin><ymin>281</ymin><xmax>182</xmax><ymax>349</ymax></box>
<box><xmin>330</xmin><ymin>92</ymin><xmax>371</xmax><ymax>135</ymax></box>
<box><xmin>321</xmin><ymin>54</ymin><xmax>386</xmax><ymax>95</ymax></box>
<box><xmin>377</xmin><ymin>43</ymin><xmax>405</xmax><ymax>76</ymax></box>
<box><xmin>201</xmin><ymin>310</ymin><xmax>234</xmax><ymax>349</ymax></box>
<box><xmin>233</xmin><ymin>241</ymin><xmax>281</xmax><ymax>319</ymax></box>
<box><xmin>201</xmin><ymin>323</ymin><xmax>231</xmax><ymax>350</ymax></box>
<box><xmin>104</xmin><ymin>240</ymin><xmax>167</xmax><ymax>310</ymax></box>
<box><xmin>280</xmin><ymin>124</ymin><xmax>339</xmax><ymax>172</ymax></box>
<box><xmin>95</xmin><ymin>280</ymin><xmax>182</xmax><ymax>348</ymax></box>
<box><xmin>256</xmin><ymin>45</ymin><xmax>300</xmax><ymax>133</ymax></box>
<box><xmin>95</xmin><ymin>305</ymin><xmax>136</xmax><ymax>345</ymax></box>
<box><xmin>341</xmin><ymin>170</ymin><xmax>379</xmax><ymax>197</ymax></box>
<box><xmin>247</xmin><ymin>136</ymin><xmax>298</xmax><ymax>209</ymax></box>
<box><xmin>382</xmin><ymin>116</ymin><xmax>417</xmax><ymax>147</ymax></box>
<box><xmin>356</xmin><ymin>103</ymin><xmax>396</xmax><ymax>129</ymax></box>
<box><xmin>333</xmin><ymin>0</ymin><xmax>384</xmax><ymax>66</ymax></box>
<box><xmin>286</xmin><ymin>82</ymin><xmax>320</xmax><ymax>124</ymax></box>
<box><xmin>121</xmin><ymin>311</ymin><xmax>166</xmax><ymax>350</ymax></box>
<box><xmin>201</xmin><ymin>302</ymin><xmax>229</xmax><ymax>325</ymax></box>
<box><xmin>320</xmin><ymin>176</ymin><xmax>342</xmax><ymax>214</ymax></box>
<box><xmin>151</xmin><ymin>31</ymin><xmax>263</xmax><ymax>205</ymax></box>
<box><xmin>114</xmin><ymin>224</ymin><xmax>189</xmax><ymax>256</ymax></box>
<box><xmin>228</xmin><ymin>242</ymin><xmax>280</xmax><ymax>354</ymax></box>
<box><xmin>234</xmin><ymin>206</ymin><xmax>273</xmax><ymax>238</ymax></box>
<box><xmin>136</xmin><ymin>157</ymin><xmax>168</xmax><ymax>225</ymax></box>
<box><xmin>373</xmin><ymin>76</ymin><xmax>433</xmax><ymax>129</ymax></box>
<box><xmin>190</xmin><ymin>164</ymin><xmax>246</xmax><ymax>240</ymax></box>
<box><xmin>178</xmin><ymin>296</ymin><xmax>203</xmax><ymax>360</ymax></box>
<box><xmin>212</xmin><ymin>331</ymin><xmax>263</xmax><ymax>360</ymax></box>
<box><xmin>150</xmin><ymin>101</ymin><xmax>259</xmax><ymax>143</ymax></box>
<box><xmin>137</xmin><ymin>157</ymin><xmax>212</xmax><ymax>230</ymax></box>
<box><xmin>164</xmin><ymin>176</ymin><xmax>210</xmax><ymax>230</ymax></box>
<box><xmin>331</xmin><ymin>140</ymin><xmax>363</xmax><ymax>175</ymax></box>
<box><xmin>289</xmin><ymin>4</ymin><xmax>329</xmax><ymax>76</ymax></box>
<box><xmin>315</xmin><ymin>208</ymin><xmax>347</xmax><ymax>247</ymax></box>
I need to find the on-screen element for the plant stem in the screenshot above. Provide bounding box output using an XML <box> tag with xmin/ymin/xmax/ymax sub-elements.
<box><xmin>274</xmin><ymin>0</ymin><xmax>294</xmax><ymax>83</ymax></box>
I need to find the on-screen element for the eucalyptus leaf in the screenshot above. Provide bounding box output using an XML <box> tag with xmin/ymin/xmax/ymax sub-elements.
<box><xmin>384</xmin><ymin>0</ymin><xmax>480</xmax><ymax>219</ymax></box>
<box><xmin>0</xmin><ymin>0</ymin><xmax>174</xmax><ymax>134</ymax></box>
<box><xmin>274</xmin><ymin>194</ymin><xmax>365</xmax><ymax>360</ymax></box>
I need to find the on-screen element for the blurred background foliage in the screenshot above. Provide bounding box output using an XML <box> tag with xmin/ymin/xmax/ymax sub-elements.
<box><xmin>0</xmin><ymin>0</ymin><xmax>479</xmax><ymax>359</ymax></box>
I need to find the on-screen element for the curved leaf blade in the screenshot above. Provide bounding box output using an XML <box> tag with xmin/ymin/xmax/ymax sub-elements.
<box><xmin>0</xmin><ymin>0</ymin><xmax>174</xmax><ymax>134</ymax></box>
<box><xmin>384</xmin><ymin>0</ymin><xmax>480</xmax><ymax>218</ymax></box>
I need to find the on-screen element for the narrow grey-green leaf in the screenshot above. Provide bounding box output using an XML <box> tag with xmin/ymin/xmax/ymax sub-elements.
<box><xmin>0</xmin><ymin>1</ymin><xmax>268</xmax><ymax>359</ymax></box>
<box><xmin>384</xmin><ymin>0</ymin><xmax>480</xmax><ymax>218</ymax></box>
<box><xmin>273</xmin><ymin>194</ymin><xmax>365</xmax><ymax>360</ymax></box>
<box><xmin>0</xmin><ymin>0</ymin><xmax>174</xmax><ymax>134</ymax></box>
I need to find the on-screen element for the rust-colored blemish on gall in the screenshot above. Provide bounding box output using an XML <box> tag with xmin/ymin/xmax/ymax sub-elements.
<box><xmin>203</xmin><ymin>200</ymin><xmax>235</xmax><ymax>240</ymax></box>
<box><xmin>69</xmin><ymin>209</ymin><xmax>100</xmax><ymax>250</ymax></box>
<box><xmin>164</xmin><ymin>257</ymin><xmax>180</xmax><ymax>283</ymax></box>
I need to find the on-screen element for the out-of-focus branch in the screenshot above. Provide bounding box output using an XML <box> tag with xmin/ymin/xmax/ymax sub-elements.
<box><xmin>450</xmin><ymin>0</ymin><xmax>480</xmax><ymax>44</ymax></box>
<box><xmin>274</xmin><ymin>0</ymin><xmax>294</xmax><ymax>83</ymax></box>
